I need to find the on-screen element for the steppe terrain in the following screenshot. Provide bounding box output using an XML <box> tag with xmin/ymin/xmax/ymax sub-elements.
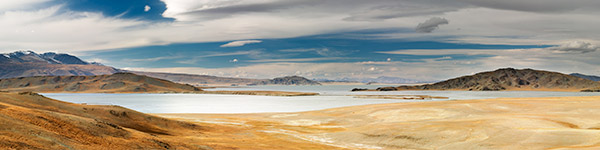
<box><xmin>164</xmin><ymin>96</ymin><xmax>600</xmax><ymax>149</ymax></box>
<box><xmin>3</xmin><ymin>91</ymin><xmax>600</xmax><ymax>149</ymax></box>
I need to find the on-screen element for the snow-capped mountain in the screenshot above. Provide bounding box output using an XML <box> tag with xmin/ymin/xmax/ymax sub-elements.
<box><xmin>0</xmin><ymin>50</ymin><xmax>120</xmax><ymax>79</ymax></box>
<box><xmin>0</xmin><ymin>50</ymin><xmax>89</xmax><ymax>65</ymax></box>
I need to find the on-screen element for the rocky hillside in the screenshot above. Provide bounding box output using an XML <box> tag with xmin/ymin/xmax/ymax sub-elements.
<box><xmin>570</xmin><ymin>73</ymin><xmax>600</xmax><ymax>81</ymax></box>
<box><xmin>0</xmin><ymin>51</ymin><xmax>120</xmax><ymax>79</ymax></box>
<box><xmin>0</xmin><ymin>92</ymin><xmax>211</xmax><ymax>149</ymax></box>
<box><xmin>1</xmin><ymin>51</ymin><xmax>89</xmax><ymax>64</ymax></box>
<box><xmin>134</xmin><ymin>71</ymin><xmax>321</xmax><ymax>86</ymax></box>
<box><xmin>258</xmin><ymin>76</ymin><xmax>321</xmax><ymax>85</ymax></box>
<box><xmin>0</xmin><ymin>73</ymin><xmax>201</xmax><ymax>93</ymax></box>
<box><xmin>372</xmin><ymin>68</ymin><xmax>600</xmax><ymax>91</ymax></box>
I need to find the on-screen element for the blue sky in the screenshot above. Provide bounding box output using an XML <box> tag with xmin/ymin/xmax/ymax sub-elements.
<box><xmin>2</xmin><ymin>0</ymin><xmax>600</xmax><ymax>80</ymax></box>
<box><xmin>84</xmin><ymin>30</ymin><xmax>547</xmax><ymax>69</ymax></box>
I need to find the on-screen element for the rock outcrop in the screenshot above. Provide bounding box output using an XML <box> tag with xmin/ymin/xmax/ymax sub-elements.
<box><xmin>373</xmin><ymin>68</ymin><xmax>600</xmax><ymax>92</ymax></box>
<box><xmin>258</xmin><ymin>76</ymin><xmax>322</xmax><ymax>85</ymax></box>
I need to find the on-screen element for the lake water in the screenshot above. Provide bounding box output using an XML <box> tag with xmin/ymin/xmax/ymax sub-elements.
<box><xmin>42</xmin><ymin>85</ymin><xmax>600</xmax><ymax>114</ymax></box>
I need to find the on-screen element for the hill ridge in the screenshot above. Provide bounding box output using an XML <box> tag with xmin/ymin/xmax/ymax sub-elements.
<box><xmin>570</xmin><ymin>73</ymin><xmax>600</xmax><ymax>82</ymax></box>
<box><xmin>370</xmin><ymin>68</ymin><xmax>600</xmax><ymax>92</ymax></box>
<box><xmin>0</xmin><ymin>72</ymin><xmax>201</xmax><ymax>93</ymax></box>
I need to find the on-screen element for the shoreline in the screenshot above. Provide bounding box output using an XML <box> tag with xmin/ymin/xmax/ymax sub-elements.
<box><xmin>351</xmin><ymin>88</ymin><xmax>590</xmax><ymax>92</ymax></box>
<box><xmin>21</xmin><ymin>90</ymin><xmax>320</xmax><ymax>97</ymax></box>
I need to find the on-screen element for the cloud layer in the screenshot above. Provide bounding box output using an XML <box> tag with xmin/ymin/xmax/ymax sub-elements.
<box><xmin>220</xmin><ymin>40</ymin><xmax>262</xmax><ymax>47</ymax></box>
<box><xmin>415</xmin><ymin>17</ymin><xmax>449</xmax><ymax>33</ymax></box>
<box><xmin>3</xmin><ymin>1</ymin><xmax>600</xmax><ymax>80</ymax></box>
<box><xmin>2</xmin><ymin>0</ymin><xmax>600</xmax><ymax>52</ymax></box>
<box><xmin>548</xmin><ymin>41</ymin><xmax>599</xmax><ymax>53</ymax></box>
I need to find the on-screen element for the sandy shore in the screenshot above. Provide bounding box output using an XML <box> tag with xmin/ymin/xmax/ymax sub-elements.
<box><xmin>160</xmin><ymin>96</ymin><xmax>600</xmax><ymax>149</ymax></box>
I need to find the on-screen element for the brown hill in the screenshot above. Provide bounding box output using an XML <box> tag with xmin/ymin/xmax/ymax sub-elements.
<box><xmin>371</xmin><ymin>68</ymin><xmax>600</xmax><ymax>92</ymax></box>
<box><xmin>0</xmin><ymin>73</ymin><xmax>201</xmax><ymax>93</ymax></box>
<box><xmin>133</xmin><ymin>71</ymin><xmax>321</xmax><ymax>86</ymax></box>
<box><xmin>0</xmin><ymin>92</ymin><xmax>340</xmax><ymax>149</ymax></box>
<box><xmin>0</xmin><ymin>92</ymin><xmax>209</xmax><ymax>149</ymax></box>
<box><xmin>0</xmin><ymin>62</ymin><xmax>120</xmax><ymax>79</ymax></box>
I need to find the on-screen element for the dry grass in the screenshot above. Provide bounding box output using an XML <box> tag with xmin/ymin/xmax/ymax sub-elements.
<box><xmin>0</xmin><ymin>92</ymin><xmax>338</xmax><ymax>149</ymax></box>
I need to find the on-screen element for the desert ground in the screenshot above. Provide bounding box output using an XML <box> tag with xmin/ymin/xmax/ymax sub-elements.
<box><xmin>161</xmin><ymin>96</ymin><xmax>600</xmax><ymax>149</ymax></box>
<box><xmin>3</xmin><ymin>91</ymin><xmax>600</xmax><ymax>149</ymax></box>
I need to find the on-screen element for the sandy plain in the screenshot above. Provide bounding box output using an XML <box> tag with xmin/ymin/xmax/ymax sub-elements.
<box><xmin>161</xmin><ymin>96</ymin><xmax>600</xmax><ymax>149</ymax></box>
<box><xmin>2</xmin><ymin>91</ymin><xmax>600</xmax><ymax>149</ymax></box>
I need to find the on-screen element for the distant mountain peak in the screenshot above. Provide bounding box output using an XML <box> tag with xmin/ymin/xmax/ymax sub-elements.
<box><xmin>1</xmin><ymin>50</ymin><xmax>89</xmax><ymax>65</ymax></box>
<box><xmin>0</xmin><ymin>50</ymin><xmax>120</xmax><ymax>79</ymax></box>
<box><xmin>570</xmin><ymin>73</ymin><xmax>600</xmax><ymax>82</ymax></box>
<box><xmin>260</xmin><ymin>75</ymin><xmax>321</xmax><ymax>85</ymax></box>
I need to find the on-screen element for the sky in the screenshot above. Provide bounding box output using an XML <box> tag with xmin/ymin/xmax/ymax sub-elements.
<box><xmin>2</xmin><ymin>0</ymin><xmax>600</xmax><ymax>80</ymax></box>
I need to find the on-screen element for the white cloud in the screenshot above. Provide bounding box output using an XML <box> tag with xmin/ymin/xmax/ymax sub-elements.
<box><xmin>202</xmin><ymin>50</ymin><xmax>261</xmax><ymax>57</ymax></box>
<box><xmin>0</xmin><ymin>0</ymin><xmax>50</xmax><ymax>11</ymax></box>
<box><xmin>128</xmin><ymin>55</ymin><xmax>182</xmax><ymax>62</ymax></box>
<box><xmin>247</xmin><ymin>57</ymin><xmax>351</xmax><ymax>63</ymax></box>
<box><xmin>0</xmin><ymin>0</ymin><xmax>599</xmax><ymax>54</ymax></box>
<box><xmin>547</xmin><ymin>41</ymin><xmax>599</xmax><ymax>53</ymax></box>
<box><xmin>377</xmin><ymin>49</ymin><xmax>503</xmax><ymax>55</ymax></box>
<box><xmin>220</xmin><ymin>40</ymin><xmax>262</xmax><ymax>47</ymax></box>
<box><xmin>86</xmin><ymin>58</ymin><xmax>107</xmax><ymax>64</ymax></box>
<box><xmin>279</xmin><ymin>48</ymin><xmax>348</xmax><ymax>56</ymax></box>
<box><xmin>144</xmin><ymin>5</ymin><xmax>151</xmax><ymax>12</ymax></box>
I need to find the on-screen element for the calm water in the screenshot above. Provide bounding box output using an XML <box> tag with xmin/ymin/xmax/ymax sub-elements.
<box><xmin>42</xmin><ymin>85</ymin><xmax>600</xmax><ymax>114</ymax></box>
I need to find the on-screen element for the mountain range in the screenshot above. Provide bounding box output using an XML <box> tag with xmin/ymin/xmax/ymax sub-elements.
<box><xmin>316</xmin><ymin>76</ymin><xmax>433</xmax><ymax>84</ymax></box>
<box><xmin>0</xmin><ymin>51</ymin><xmax>320</xmax><ymax>86</ymax></box>
<box><xmin>132</xmin><ymin>72</ymin><xmax>321</xmax><ymax>86</ymax></box>
<box><xmin>369</xmin><ymin>68</ymin><xmax>600</xmax><ymax>92</ymax></box>
<box><xmin>0</xmin><ymin>51</ymin><xmax>120</xmax><ymax>79</ymax></box>
<box><xmin>5</xmin><ymin>51</ymin><xmax>600</xmax><ymax>88</ymax></box>
<box><xmin>0</xmin><ymin>73</ymin><xmax>201</xmax><ymax>93</ymax></box>
<box><xmin>1</xmin><ymin>50</ymin><xmax>90</xmax><ymax>64</ymax></box>
<box><xmin>570</xmin><ymin>73</ymin><xmax>600</xmax><ymax>82</ymax></box>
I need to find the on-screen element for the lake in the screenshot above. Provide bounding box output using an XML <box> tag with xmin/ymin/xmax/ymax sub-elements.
<box><xmin>42</xmin><ymin>85</ymin><xmax>600</xmax><ymax>114</ymax></box>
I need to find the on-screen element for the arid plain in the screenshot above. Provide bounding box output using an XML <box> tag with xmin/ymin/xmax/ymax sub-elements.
<box><xmin>163</xmin><ymin>95</ymin><xmax>600</xmax><ymax>149</ymax></box>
